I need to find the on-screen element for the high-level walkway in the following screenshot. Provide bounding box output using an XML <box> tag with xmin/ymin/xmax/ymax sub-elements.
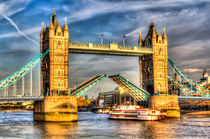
<box><xmin>69</xmin><ymin>42</ymin><xmax>153</xmax><ymax>56</ymax></box>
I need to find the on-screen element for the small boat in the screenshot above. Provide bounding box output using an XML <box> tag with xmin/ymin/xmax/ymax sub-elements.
<box><xmin>5</xmin><ymin>110</ymin><xmax>12</xmax><ymax>113</ymax></box>
<box><xmin>136</xmin><ymin>108</ymin><xmax>166</xmax><ymax>121</ymax></box>
<box><xmin>97</xmin><ymin>109</ymin><xmax>110</xmax><ymax>114</ymax></box>
<box><xmin>109</xmin><ymin>105</ymin><xmax>166</xmax><ymax>121</ymax></box>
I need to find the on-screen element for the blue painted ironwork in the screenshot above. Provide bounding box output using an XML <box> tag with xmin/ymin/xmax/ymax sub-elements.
<box><xmin>168</xmin><ymin>57</ymin><xmax>209</xmax><ymax>96</ymax></box>
<box><xmin>168</xmin><ymin>74</ymin><xmax>193</xmax><ymax>96</ymax></box>
<box><xmin>70</xmin><ymin>74</ymin><xmax>106</xmax><ymax>99</ymax></box>
<box><xmin>0</xmin><ymin>49</ymin><xmax>49</xmax><ymax>90</ymax></box>
<box><xmin>178</xmin><ymin>96</ymin><xmax>210</xmax><ymax>100</ymax></box>
<box><xmin>118</xmin><ymin>76</ymin><xmax>148</xmax><ymax>101</ymax></box>
<box><xmin>109</xmin><ymin>74</ymin><xmax>150</xmax><ymax>102</ymax></box>
<box><xmin>118</xmin><ymin>74</ymin><xmax>150</xmax><ymax>96</ymax></box>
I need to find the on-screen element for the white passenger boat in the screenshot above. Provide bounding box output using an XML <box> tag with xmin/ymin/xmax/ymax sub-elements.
<box><xmin>109</xmin><ymin>105</ymin><xmax>166</xmax><ymax>121</ymax></box>
<box><xmin>136</xmin><ymin>108</ymin><xmax>166</xmax><ymax>120</ymax></box>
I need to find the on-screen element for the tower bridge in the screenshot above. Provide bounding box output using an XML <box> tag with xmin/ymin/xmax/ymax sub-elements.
<box><xmin>40</xmin><ymin>10</ymin><xmax>169</xmax><ymax>97</ymax></box>
<box><xmin>0</xmin><ymin>10</ymin><xmax>209</xmax><ymax>121</ymax></box>
<box><xmin>37</xmin><ymin>10</ymin><xmax>178</xmax><ymax>121</ymax></box>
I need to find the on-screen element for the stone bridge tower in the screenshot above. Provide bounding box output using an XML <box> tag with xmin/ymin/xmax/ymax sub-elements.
<box><xmin>40</xmin><ymin>10</ymin><xmax>69</xmax><ymax>95</ymax></box>
<box><xmin>35</xmin><ymin>11</ymin><xmax>78</xmax><ymax>122</ymax></box>
<box><xmin>139</xmin><ymin>22</ymin><xmax>168</xmax><ymax>95</ymax></box>
<box><xmin>139</xmin><ymin>22</ymin><xmax>179</xmax><ymax>118</ymax></box>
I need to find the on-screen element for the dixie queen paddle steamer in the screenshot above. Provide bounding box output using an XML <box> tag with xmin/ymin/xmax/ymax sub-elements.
<box><xmin>109</xmin><ymin>105</ymin><xmax>166</xmax><ymax>121</ymax></box>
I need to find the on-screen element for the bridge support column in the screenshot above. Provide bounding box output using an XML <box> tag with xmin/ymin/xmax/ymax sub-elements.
<box><xmin>4</xmin><ymin>87</ymin><xmax>8</xmax><ymax>96</ymax></box>
<box><xmin>149</xmin><ymin>95</ymin><xmax>180</xmax><ymax>118</ymax></box>
<box><xmin>13</xmin><ymin>82</ymin><xmax>16</xmax><ymax>96</ymax></box>
<box><xmin>34</xmin><ymin>96</ymin><xmax>78</xmax><ymax>122</ymax></box>
<box><xmin>22</xmin><ymin>76</ymin><xmax>25</xmax><ymax>96</ymax></box>
<box><xmin>30</xmin><ymin>70</ymin><xmax>32</xmax><ymax>96</ymax></box>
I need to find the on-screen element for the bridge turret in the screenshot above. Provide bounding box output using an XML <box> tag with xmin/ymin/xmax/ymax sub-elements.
<box><xmin>51</xmin><ymin>9</ymin><xmax>59</xmax><ymax>30</ymax></box>
<box><xmin>40</xmin><ymin>22</ymin><xmax>44</xmax><ymax>50</ymax></box>
<box><xmin>53</xmin><ymin>8</ymin><xmax>56</xmax><ymax>16</ymax></box>
<box><xmin>152</xmin><ymin>26</ymin><xmax>157</xmax><ymax>45</ymax></box>
<box><xmin>56</xmin><ymin>24</ymin><xmax>63</xmax><ymax>36</ymax></box>
<box><xmin>49</xmin><ymin>17</ymin><xmax>54</xmax><ymax>37</ymax></box>
<box><xmin>157</xmin><ymin>34</ymin><xmax>162</xmax><ymax>44</ymax></box>
<box><xmin>63</xmin><ymin>17</ymin><xmax>69</xmax><ymax>38</ymax></box>
<box><xmin>138</xmin><ymin>32</ymin><xmax>142</xmax><ymax>47</ymax></box>
<box><xmin>162</xmin><ymin>27</ymin><xmax>167</xmax><ymax>44</ymax></box>
<box><xmin>41</xmin><ymin>22</ymin><xmax>44</xmax><ymax>35</ymax></box>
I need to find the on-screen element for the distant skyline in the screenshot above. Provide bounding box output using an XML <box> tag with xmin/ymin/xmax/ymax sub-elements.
<box><xmin>0</xmin><ymin>0</ymin><xmax>210</xmax><ymax>97</ymax></box>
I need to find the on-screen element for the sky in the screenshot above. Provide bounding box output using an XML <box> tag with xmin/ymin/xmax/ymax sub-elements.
<box><xmin>0</xmin><ymin>0</ymin><xmax>210</xmax><ymax>97</ymax></box>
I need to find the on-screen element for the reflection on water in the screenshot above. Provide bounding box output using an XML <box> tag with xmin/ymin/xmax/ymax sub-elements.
<box><xmin>34</xmin><ymin>122</ymin><xmax>78</xmax><ymax>139</ymax></box>
<box><xmin>0</xmin><ymin>111</ymin><xmax>209</xmax><ymax>139</ymax></box>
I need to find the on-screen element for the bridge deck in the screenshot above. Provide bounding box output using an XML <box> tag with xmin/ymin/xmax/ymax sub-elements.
<box><xmin>0</xmin><ymin>96</ymin><xmax>44</xmax><ymax>101</ymax></box>
<box><xmin>178</xmin><ymin>96</ymin><xmax>210</xmax><ymax>100</ymax></box>
<box><xmin>69</xmin><ymin>43</ymin><xmax>153</xmax><ymax>56</ymax></box>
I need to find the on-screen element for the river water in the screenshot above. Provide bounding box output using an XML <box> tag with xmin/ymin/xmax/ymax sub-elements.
<box><xmin>0</xmin><ymin>111</ymin><xmax>209</xmax><ymax>139</ymax></box>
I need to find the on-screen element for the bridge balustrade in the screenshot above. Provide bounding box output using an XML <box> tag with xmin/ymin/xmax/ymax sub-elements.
<box><xmin>69</xmin><ymin>42</ymin><xmax>153</xmax><ymax>54</ymax></box>
<box><xmin>92</xmin><ymin>44</ymin><xmax>110</xmax><ymax>49</ymax></box>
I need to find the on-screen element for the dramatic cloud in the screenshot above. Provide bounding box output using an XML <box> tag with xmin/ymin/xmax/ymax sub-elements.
<box><xmin>2</xmin><ymin>14</ymin><xmax>39</xmax><ymax>45</ymax></box>
<box><xmin>0</xmin><ymin>27</ymin><xmax>40</xmax><ymax>39</ymax></box>
<box><xmin>183</xmin><ymin>68</ymin><xmax>203</xmax><ymax>73</ymax></box>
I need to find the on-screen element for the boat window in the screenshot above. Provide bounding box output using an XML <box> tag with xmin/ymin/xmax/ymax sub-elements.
<box><xmin>152</xmin><ymin>111</ymin><xmax>155</xmax><ymax>114</ymax></box>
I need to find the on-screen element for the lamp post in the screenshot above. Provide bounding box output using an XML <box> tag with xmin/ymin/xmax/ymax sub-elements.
<box><xmin>123</xmin><ymin>35</ymin><xmax>126</xmax><ymax>46</ymax></box>
<box><xmin>101</xmin><ymin>34</ymin><xmax>104</xmax><ymax>45</ymax></box>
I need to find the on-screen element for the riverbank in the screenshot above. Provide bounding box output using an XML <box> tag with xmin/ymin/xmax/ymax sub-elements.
<box><xmin>184</xmin><ymin>110</ymin><xmax>210</xmax><ymax>115</ymax></box>
<box><xmin>0</xmin><ymin>109</ymin><xmax>32</xmax><ymax>111</ymax></box>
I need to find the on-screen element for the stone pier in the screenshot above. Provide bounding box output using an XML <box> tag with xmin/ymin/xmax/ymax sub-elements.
<box><xmin>34</xmin><ymin>96</ymin><xmax>78</xmax><ymax>122</ymax></box>
<box><xmin>148</xmin><ymin>95</ymin><xmax>180</xmax><ymax>118</ymax></box>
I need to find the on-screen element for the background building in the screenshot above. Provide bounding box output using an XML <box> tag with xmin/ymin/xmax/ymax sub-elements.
<box><xmin>200</xmin><ymin>69</ymin><xmax>210</xmax><ymax>86</ymax></box>
<box><xmin>103</xmin><ymin>87</ymin><xmax>136</xmax><ymax>107</ymax></box>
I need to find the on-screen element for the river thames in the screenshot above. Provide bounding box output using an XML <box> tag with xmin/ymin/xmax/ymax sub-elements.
<box><xmin>0</xmin><ymin>111</ymin><xmax>209</xmax><ymax>139</ymax></box>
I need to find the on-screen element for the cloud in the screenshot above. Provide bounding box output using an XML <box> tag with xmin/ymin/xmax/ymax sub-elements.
<box><xmin>1</xmin><ymin>14</ymin><xmax>39</xmax><ymax>45</ymax></box>
<box><xmin>0</xmin><ymin>0</ymin><xmax>29</xmax><ymax>20</ymax></box>
<box><xmin>0</xmin><ymin>0</ymin><xmax>39</xmax><ymax>45</ymax></box>
<box><xmin>0</xmin><ymin>26</ymin><xmax>40</xmax><ymax>39</ymax></box>
<box><xmin>67</xmin><ymin>0</ymin><xmax>209</xmax><ymax>22</ymax></box>
<box><xmin>183</xmin><ymin>68</ymin><xmax>203</xmax><ymax>73</ymax></box>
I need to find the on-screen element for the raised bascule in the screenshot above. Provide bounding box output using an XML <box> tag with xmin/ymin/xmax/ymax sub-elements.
<box><xmin>0</xmin><ymin>10</ymin><xmax>209</xmax><ymax>121</ymax></box>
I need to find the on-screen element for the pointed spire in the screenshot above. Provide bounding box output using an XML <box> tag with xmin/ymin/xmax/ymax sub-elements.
<box><xmin>138</xmin><ymin>32</ymin><xmax>142</xmax><ymax>47</ymax></box>
<box><xmin>64</xmin><ymin>17</ymin><xmax>68</xmax><ymax>31</ymax></box>
<box><xmin>152</xmin><ymin>26</ymin><xmax>156</xmax><ymax>38</ymax></box>
<box><xmin>53</xmin><ymin>8</ymin><xmax>56</xmax><ymax>16</ymax></box>
<box><xmin>203</xmin><ymin>68</ymin><xmax>208</xmax><ymax>78</ymax></box>
<box><xmin>51</xmin><ymin>9</ymin><xmax>59</xmax><ymax>29</ymax></box>
<box><xmin>49</xmin><ymin>16</ymin><xmax>54</xmax><ymax>30</ymax></box>
<box><xmin>163</xmin><ymin>27</ymin><xmax>167</xmax><ymax>39</ymax></box>
<box><xmin>41</xmin><ymin>22</ymin><xmax>44</xmax><ymax>33</ymax></box>
<box><xmin>158</xmin><ymin>34</ymin><xmax>162</xmax><ymax>41</ymax></box>
<box><xmin>146</xmin><ymin>20</ymin><xmax>157</xmax><ymax>39</ymax></box>
<box><xmin>140</xmin><ymin>31</ymin><xmax>142</xmax><ymax>39</ymax></box>
<box><xmin>150</xmin><ymin>20</ymin><xmax>155</xmax><ymax>27</ymax></box>
<box><xmin>204</xmin><ymin>68</ymin><xmax>207</xmax><ymax>74</ymax></box>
